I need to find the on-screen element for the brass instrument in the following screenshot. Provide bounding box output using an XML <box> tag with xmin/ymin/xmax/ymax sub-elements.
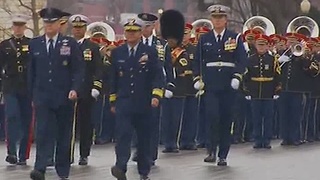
<box><xmin>191</xmin><ymin>19</ymin><xmax>213</xmax><ymax>38</ymax></box>
<box><xmin>286</xmin><ymin>16</ymin><xmax>319</xmax><ymax>37</ymax></box>
<box><xmin>243</xmin><ymin>16</ymin><xmax>276</xmax><ymax>36</ymax></box>
<box><xmin>85</xmin><ymin>22</ymin><xmax>116</xmax><ymax>41</ymax></box>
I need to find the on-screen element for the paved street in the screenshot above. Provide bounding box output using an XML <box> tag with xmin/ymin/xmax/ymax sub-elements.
<box><xmin>0</xmin><ymin>140</ymin><xmax>319</xmax><ymax>180</ymax></box>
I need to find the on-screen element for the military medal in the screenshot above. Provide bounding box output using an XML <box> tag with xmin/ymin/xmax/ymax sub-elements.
<box><xmin>139</xmin><ymin>54</ymin><xmax>148</xmax><ymax>64</ymax></box>
<box><xmin>83</xmin><ymin>49</ymin><xmax>92</xmax><ymax>61</ymax></box>
<box><xmin>60</xmin><ymin>46</ymin><xmax>71</xmax><ymax>55</ymax></box>
<box><xmin>22</xmin><ymin>45</ymin><xmax>29</xmax><ymax>52</ymax></box>
<box><xmin>224</xmin><ymin>37</ymin><xmax>237</xmax><ymax>51</ymax></box>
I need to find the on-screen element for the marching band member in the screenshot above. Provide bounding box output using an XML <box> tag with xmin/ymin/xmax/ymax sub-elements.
<box><xmin>29</xmin><ymin>8</ymin><xmax>85</xmax><ymax>180</ymax></box>
<box><xmin>179</xmin><ymin>23</ymin><xmax>198</xmax><ymax>150</ymax></box>
<box><xmin>160</xmin><ymin>10</ymin><xmax>187</xmax><ymax>154</ymax></box>
<box><xmin>69</xmin><ymin>14</ymin><xmax>103</xmax><ymax>166</ymax></box>
<box><xmin>244</xmin><ymin>34</ymin><xmax>281</xmax><ymax>149</ymax></box>
<box><xmin>278</xmin><ymin>33</ymin><xmax>314</xmax><ymax>146</ymax></box>
<box><xmin>109</xmin><ymin>16</ymin><xmax>164</xmax><ymax>180</ymax></box>
<box><xmin>193</xmin><ymin>26</ymin><xmax>210</xmax><ymax>149</ymax></box>
<box><xmin>0</xmin><ymin>14</ymin><xmax>33</xmax><ymax>165</ymax></box>
<box><xmin>193</xmin><ymin>5</ymin><xmax>247</xmax><ymax>166</ymax></box>
<box><xmin>243</xmin><ymin>29</ymin><xmax>260</xmax><ymax>55</ymax></box>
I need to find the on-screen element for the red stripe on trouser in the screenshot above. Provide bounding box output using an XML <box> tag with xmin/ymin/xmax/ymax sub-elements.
<box><xmin>25</xmin><ymin>104</ymin><xmax>35</xmax><ymax>159</ymax></box>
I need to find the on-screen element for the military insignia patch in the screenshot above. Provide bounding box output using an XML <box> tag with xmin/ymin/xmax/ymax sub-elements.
<box><xmin>224</xmin><ymin>37</ymin><xmax>237</xmax><ymax>51</ymax></box>
<box><xmin>83</xmin><ymin>49</ymin><xmax>92</xmax><ymax>61</ymax></box>
<box><xmin>63</xmin><ymin>60</ymin><xmax>68</xmax><ymax>66</ymax></box>
<box><xmin>21</xmin><ymin>45</ymin><xmax>29</xmax><ymax>52</ymax></box>
<box><xmin>139</xmin><ymin>54</ymin><xmax>148</xmax><ymax>64</ymax></box>
<box><xmin>60</xmin><ymin>46</ymin><xmax>71</xmax><ymax>55</ymax></box>
<box><xmin>189</xmin><ymin>54</ymin><xmax>194</xmax><ymax>60</ymax></box>
<box><xmin>179</xmin><ymin>58</ymin><xmax>188</xmax><ymax>66</ymax></box>
<box><xmin>265</xmin><ymin>64</ymin><xmax>269</xmax><ymax>70</ymax></box>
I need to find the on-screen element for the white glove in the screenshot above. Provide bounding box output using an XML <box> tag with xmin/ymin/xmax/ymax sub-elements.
<box><xmin>91</xmin><ymin>89</ymin><xmax>100</xmax><ymax>99</ymax></box>
<box><xmin>245</xmin><ymin>96</ymin><xmax>251</xmax><ymax>100</ymax></box>
<box><xmin>231</xmin><ymin>78</ymin><xmax>240</xmax><ymax>90</ymax></box>
<box><xmin>278</xmin><ymin>55</ymin><xmax>290</xmax><ymax>63</ymax></box>
<box><xmin>194</xmin><ymin>80</ymin><xmax>204</xmax><ymax>90</ymax></box>
<box><xmin>164</xmin><ymin>89</ymin><xmax>173</xmax><ymax>98</ymax></box>
<box><xmin>273</xmin><ymin>95</ymin><xmax>280</xmax><ymax>100</ymax></box>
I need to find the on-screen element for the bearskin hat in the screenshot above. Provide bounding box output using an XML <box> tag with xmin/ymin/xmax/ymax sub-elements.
<box><xmin>160</xmin><ymin>9</ymin><xmax>185</xmax><ymax>45</ymax></box>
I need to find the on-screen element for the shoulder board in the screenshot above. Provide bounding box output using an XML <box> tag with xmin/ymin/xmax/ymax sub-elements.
<box><xmin>171</xmin><ymin>47</ymin><xmax>186</xmax><ymax>60</ymax></box>
<box><xmin>248</xmin><ymin>53</ymin><xmax>256</xmax><ymax>58</ymax></box>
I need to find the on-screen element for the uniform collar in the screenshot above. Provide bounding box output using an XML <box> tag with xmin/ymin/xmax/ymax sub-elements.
<box><xmin>213</xmin><ymin>28</ymin><xmax>226</xmax><ymax>40</ymax></box>
<box><xmin>45</xmin><ymin>33</ymin><xmax>59</xmax><ymax>45</ymax></box>
<box><xmin>127</xmin><ymin>43</ymin><xmax>139</xmax><ymax>55</ymax></box>
<box><xmin>142</xmin><ymin>35</ymin><xmax>153</xmax><ymax>46</ymax></box>
<box><xmin>78</xmin><ymin>37</ymin><xmax>86</xmax><ymax>44</ymax></box>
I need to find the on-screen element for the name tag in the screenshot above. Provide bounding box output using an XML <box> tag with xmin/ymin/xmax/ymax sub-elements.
<box><xmin>60</xmin><ymin>46</ymin><xmax>71</xmax><ymax>55</ymax></box>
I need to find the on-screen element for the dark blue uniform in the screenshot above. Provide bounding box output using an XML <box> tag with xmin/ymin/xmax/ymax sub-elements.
<box><xmin>0</xmin><ymin>36</ymin><xmax>33</xmax><ymax>164</ymax></box>
<box><xmin>28</xmin><ymin>34</ymin><xmax>85</xmax><ymax>178</ymax></box>
<box><xmin>193</xmin><ymin>29</ymin><xmax>247</xmax><ymax>163</ymax></box>
<box><xmin>244</xmin><ymin>53</ymin><xmax>281</xmax><ymax>148</ymax></box>
<box><xmin>179</xmin><ymin>43</ymin><xmax>198</xmax><ymax>149</ymax></box>
<box><xmin>109</xmin><ymin>42</ymin><xmax>164</xmax><ymax>177</ymax></box>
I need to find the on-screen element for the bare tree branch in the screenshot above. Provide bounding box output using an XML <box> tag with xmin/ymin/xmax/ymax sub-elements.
<box><xmin>18</xmin><ymin>0</ymin><xmax>33</xmax><ymax>11</ymax></box>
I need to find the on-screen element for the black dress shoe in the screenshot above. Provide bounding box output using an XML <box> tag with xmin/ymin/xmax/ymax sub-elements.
<box><xmin>30</xmin><ymin>170</ymin><xmax>45</xmax><ymax>180</ymax></box>
<box><xmin>280</xmin><ymin>140</ymin><xmax>289</xmax><ymax>146</ymax></box>
<box><xmin>140</xmin><ymin>175</ymin><xmax>150</xmax><ymax>180</ymax></box>
<box><xmin>217</xmin><ymin>158</ymin><xmax>227</xmax><ymax>166</ymax></box>
<box><xmin>59</xmin><ymin>177</ymin><xmax>69</xmax><ymax>180</ymax></box>
<box><xmin>204</xmin><ymin>155</ymin><xmax>216</xmax><ymax>163</ymax></box>
<box><xmin>17</xmin><ymin>159</ymin><xmax>27</xmax><ymax>165</ymax></box>
<box><xmin>263</xmin><ymin>143</ymin><xmax>272</xmax><ymax>149</ymax></box>
<box><xmin>111</xmin><ymin>166</ymin><xmax>127</xmax><ymax>180</ymax></box>
<box><xmin>5</xmin><ymin>155</ymin><xmax>17</xmax><ymax>165</ymax></box>
<box><xmin>150</xmin><ymin>161</ymin><xmax>155</xmax><ymax>166</ymax></box>
<box><xmin>78</xmin><ymin>157</ymin><xmax>88</xmax><ymax>165</ymax></box>
<box><xmin>162</xmin><ymin>148</ymin><xmax>179</xmax><ymax>153</ymax></box>
<box><xmin>253</xmin><ymin>143</ymin><xmax>263</xmax><ymax>149</ymax></box>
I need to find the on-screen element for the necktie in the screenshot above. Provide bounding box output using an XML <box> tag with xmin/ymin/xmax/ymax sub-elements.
<box><xmin>130</xmin><ymin>47</ymin><xmax>135</xmax><ymax>58</ymax></box>
<box><xmin>48</xmin><ymin>39</ymin><xmax>54</xmax><ymax>57</ymax></box>
<box><xmin>217</xmin><ymin>34</ymin><xmax>221</xmax><ymax>42</ymax></box>
<box><xmin>145</xmin><ymin>38</ymin><xmax>149</xmax><ymax>45</ymax></box>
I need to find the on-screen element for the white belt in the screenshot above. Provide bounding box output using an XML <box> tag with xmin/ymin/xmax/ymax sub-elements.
<box><xmin>206</xmin><ymin>61</ymin><xmax>235</xmax><ymax>67</ymax></box>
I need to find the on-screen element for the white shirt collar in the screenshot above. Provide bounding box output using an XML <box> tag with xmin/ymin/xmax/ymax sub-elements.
<box><xmin>46</xmin><ymin>33</ymin><xmax>59</xmax><ymax>46</ymax></box>
<box><xmin>213</xmin><ymin>28</ymin><xmax>226</xmax><ymax>41</ymax></box>
<box><xmin>142</xmin><ymin>35</ymin><xmax>153</xmax><ymax>46</ymax></box>
<box><xmin>127</xmin><ymin>43</ymin><xmax>139</xmax><ymax>55</ymax></box>
<box><xmin>78</xmin><ymin>37</ymin><xmax>86</xmax><ymax>44</ymax></box>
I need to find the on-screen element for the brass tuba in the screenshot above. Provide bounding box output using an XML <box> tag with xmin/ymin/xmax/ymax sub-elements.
<box><xmin>286</xmin><ymin>16</ymin><xmax>319</xmax><ymax>37</ymax></box>
<box><xmin>243</xmin><ymin>16</ymin><xmax>276</xmax><ymax>36</ymax></box>
<box><xmin>85</xmin><ymin>22</ymin><xmax>116</xmax><ymax>41</ymax></box>
<box><xmin>191</xmin><ymin>19</ymin><xmax>213</xmax><ymax>37</ymax></box>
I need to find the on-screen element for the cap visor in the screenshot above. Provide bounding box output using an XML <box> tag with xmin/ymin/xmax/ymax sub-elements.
<box><xmin>13</xmin><ymin>22</ymin><xmax>26</xmax><ymax>26</ymax></box>
<box><xmin>124</xmin><ymin>26</ymin><xmax>141</xmax><ymax>31</ymax></box>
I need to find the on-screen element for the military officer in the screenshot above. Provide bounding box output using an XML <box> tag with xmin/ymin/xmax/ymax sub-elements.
<box><xmin>69</xmin><ymin>14</ymin><xmax>103</xmax><ymax>166</ymax></box>
<box><xmin>109</xmin><ymin>16</ymin><xmax>164</xmax><ymax>180</ymax></box>
<box><xmin>0</xmin><ymin>14</ymin><xmax>33</xmax><ymax>165</ymax></box>
<box><xmin>130</xmin><ymin>13</ymin><xmax>174</xmax><ymax>165</ymax></box>
<box><xmin>179</xmin><ymin>23</ymin><xmax>198</xmax><ymax>150</ymax></box>
<box><xmin>193</xmin><ymin>5</ymin><xmax>247</xmax><ymax>166</ymax></box>
<box><xmin>244</xmin><ymin>34</ymin><xmax>281</xmax><ymax>149</ymax></box>
<box><xmin>159</xmin><ymin>10</ymin><xmax>186</xmax><ymax>153</ymax></box>
<box><xmin>28</xmin><ymin>8</ymin><xmax>85</xmax><ymax>180</ymax></box>
<box><xmin>59</xmin><ymin>12</ymin><xmax>72</xmax><ymax>35</ymax></box>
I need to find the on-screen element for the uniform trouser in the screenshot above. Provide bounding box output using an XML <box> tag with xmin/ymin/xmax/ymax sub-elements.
<box><xmin>232</xmin><ymin>93</ymin><xmax>246</xmax><ymax>141</ymax></box>
<box><xmin>115</xmin><ymin>100</ymin><xmax>151</xmax><ymax>176</ymax></box>
<box><xmin>34</xmin><ymin>102</ymin><xmax>73</xmax><ymax>177</ymax></box>
<box><xmin>205</xmin><ymin>90</ymin><xmax>235</xmax><ymax>159</ymax></box>
<box><xmin>301</xmin><ymin>93</ymin><xmax>311</xmax><ymax>141</ymax></box>
<box><xmin>251</xmin><ymin>99</ymin><xmax>274</xmax><ymax>144</ymax></box>
<box><xmin>272</xmin><ymin>100</ymin><xmax>281</xmax><ymax>138</ymax></box>
<box><xmin>306</xmin><ymin>98</ymin><xmax>319</xmax><ymax>140</ymax></box>
<box><xmin>279</xmin><ymin>92</ymin><xmax>303</xmax><ymax>143</ymax></box>
<box><xmin>150</xmin><ymin>106</ymin><xmax>160</xmax><ymax>161</ymax></box>
<box><xmin>0</xmin><ymin>104</ymin><xmax>5</xmax><ymax>140</ymax></box>
<box><xmin>243</xmin><ymin>100</ymin><xmax>253</xmax><ymax>141</ymax></box>
<box><xmin>92</xmin><ymin>95</ymin><xmax>115</xmax><ymax>142</ymax></box>
<box><xmin>74</xmin><ymin>96</ymin><xmax>94</xmax><ymax>158</ymax></box>
<box><xmin>180</xmin><ymin>96</ymin><xmax>198</xmax><ymax>147</ymax></box>
<box><xmin>4</xmin><ymin>93</ymin><xmax>33</xmax><ymax>160</ymax></box>
<box><xmin>196</xmin><ymin>96</ymin><xmax>206</xmax><ymax>145</ymax></box>
<box><xmin>161</xmin><ymin>97</ymin><xmax>185</xmax><ymax>149</ymax></box>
